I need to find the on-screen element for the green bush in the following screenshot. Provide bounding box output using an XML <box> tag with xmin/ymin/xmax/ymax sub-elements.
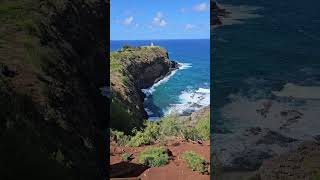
<box><xmin>158</xmin><ymin>116</ymin><xmax>184</xmax><ymax>137</ymax></box>
<box><xmin>138</xmin><ymin>147</ymin><xmax>169</xmax><ymax>167</ymax></box>
<box><xmin>121</xmin><ymin>153</ymin><xmax>131</xmax><ymax>162</ymax></box>
<box><xmin>110</xmin><ymin>129</ymin><xmax>130</xmax><ymax>146</ymax></box>
<box><xmin>194</xmin><ymin>114</ymin><xmax>210</xmax><ymax>141</ymax></box>
<box><xmin>127</xmin><ymin>121</ymin><xmax>160</xmax><ymax>147</ymax></box>
<box><xmin>182</xmin><ymin>128</ymin><xmax>200</xmax><ymax>141</ymax></box>
<box><xmin>182</xmin><ymin>151</ymin><xmax>207</xmax><ymax>174</ymax></box>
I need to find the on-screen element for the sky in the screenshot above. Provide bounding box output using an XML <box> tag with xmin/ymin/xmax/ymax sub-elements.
<box><xmin>110</xmin><ymin>0</ymin><xmax>210</xmax><ymax>40</ymax></box>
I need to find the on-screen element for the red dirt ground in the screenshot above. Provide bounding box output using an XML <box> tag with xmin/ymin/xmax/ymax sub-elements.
<box><xmin>110</xmin><ymin>140</ymin><xmax>210</xmax><ymax>180</ymax></box>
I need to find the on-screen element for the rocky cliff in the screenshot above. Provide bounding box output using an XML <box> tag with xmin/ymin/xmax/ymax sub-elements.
<box><xmin>110</xmin><ymin>46</ymin><xmax>179</xmax><ymax>132</ymax></box>
<box><xmin>0</xmin><ymin>0</ymin><xmax>107</xmax><ymax>179</ymax></box>
<box><xmin>211</xmin><ymin>0</ymin><xmax>230</xmax><ymax>26</ymax></box>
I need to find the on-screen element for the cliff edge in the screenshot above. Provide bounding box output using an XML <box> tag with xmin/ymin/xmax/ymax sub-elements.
<box><xmin>110</xmin><ymin>46</ymin><xmax>179</xmax><ymax>132</ymax></box>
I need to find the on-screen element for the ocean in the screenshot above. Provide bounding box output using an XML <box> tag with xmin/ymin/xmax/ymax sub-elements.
<box><xmin>213</xmin><ymin>0</ymin><xmax>320</xmax><ymax>135</ymax></box>
<box><xmin>110</xmin><ymin>39</ymin><xmax>210</xmax><ymax>120</ymax></box>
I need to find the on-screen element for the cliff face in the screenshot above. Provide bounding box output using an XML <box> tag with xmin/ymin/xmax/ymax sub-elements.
<box><xmin>0</xmin><ymin>0</ymin><xmax>107</xmax><ymax>179</ymax></box>
<box><xmin>110</xmin><ymin>46</ymin><xmax>179</xmax><ymax>132</ymax></box>
<box><xmin>211</xmin><ymin>0</ymin><xmax>230</xmax><ymax>26</ymax></box>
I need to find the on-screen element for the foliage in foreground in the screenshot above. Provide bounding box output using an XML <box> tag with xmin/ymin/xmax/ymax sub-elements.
<box><xmin>110</xmin><ymin>111</ymin><xmax>210</xmax><ymax>147</ymax></box>
<box><xmin>127</xmin><ymin>121</ymin><xmax>160</xmax><ymax>147</ymax></box>
<box><xmin>121</xmin><ymin>153</ymin><xmax>131</xmax><ymax>162</ymax></box>
<box><xmin>138</xmin><ymin>147</ymin><xmax>169</xmax><ymax>167</ymax></box>
<box><xmin>182</xmin><ymin>151</ymin><xmax>207</xmax><ymax>174</ymax></box>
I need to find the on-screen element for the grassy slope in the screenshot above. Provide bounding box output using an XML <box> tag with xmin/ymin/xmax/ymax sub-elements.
<box><xmin>0</xmin><ymin>0</ymin><xmax>107</xmax><ymax>179</ymax></box>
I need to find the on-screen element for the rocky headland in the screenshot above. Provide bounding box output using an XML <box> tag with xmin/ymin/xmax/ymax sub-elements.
<box><xmin>110</xmin><ymin>46</ymin><xmax>180</xmax><ymax>132</ymax></box>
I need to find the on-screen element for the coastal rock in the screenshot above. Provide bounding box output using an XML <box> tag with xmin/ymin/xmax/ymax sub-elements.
<box><xmin>213</xmin><ymin>128</ymin><xmax>301</xmax><ymax>171</ymax></box>
<box><xmin>110</xmin><ymin>46</ymin><xmax>179</xmax><ymax>132</ymax></box>
<box><xmin>258</xmin><ymin>141</ymin><xmax>320</xmax><ymax>180</ymax></box>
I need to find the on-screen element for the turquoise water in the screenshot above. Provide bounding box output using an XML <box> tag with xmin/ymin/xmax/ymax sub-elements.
<box><xmin>111</xmin><ymin>39</ymin><xmax>210</xmax><ymax>119</ymax></box>
<box><xmin>213</xmin><ymin>0</ymin><xmax>320</xmax><ymax>133</ymax></box>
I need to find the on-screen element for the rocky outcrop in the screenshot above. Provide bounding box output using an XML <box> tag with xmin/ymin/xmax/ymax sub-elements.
<box><xmin>258</xmin><ymin>141</ymin><xmax>320</xmax><ymax>180</ymax></box>
<box><xmin>212</xmin><ymin>128</ymin><xmax>301</xmax><ymax>171</ymax></box>
<box><xmin>0</xmin><ymin>0</ymin><xmax>107</xmax><ymax>179</ymax></box>
<box><xmin>110</xmin><ymin>46</ymin><xmax>180</xmax><ymax>132</ymax></box>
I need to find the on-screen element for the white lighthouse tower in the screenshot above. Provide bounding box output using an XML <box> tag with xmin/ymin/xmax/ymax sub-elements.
<box><xmin>150</xmin><ymin>42</ymin><xmax>154</xmax><ymax>46</ymax></box>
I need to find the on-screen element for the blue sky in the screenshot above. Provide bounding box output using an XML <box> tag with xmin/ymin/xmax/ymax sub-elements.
<box><xmin>110</xmin><ymin>0</ymin><xmax>210</xmax><ymax>40</ymax></box>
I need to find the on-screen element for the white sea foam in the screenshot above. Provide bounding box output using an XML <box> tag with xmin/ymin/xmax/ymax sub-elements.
<box><xmin>179</xmin><ymin>63</ymin><xmax>192</xmax><ymax>70</ymax></box>
<box><xmin>142</xmin><ymin>69</ymin><xmax>178</xmax><ymax>95</ymax></box>
<box><xmin>165</xmin><ymin>87</ymin><xmax>210</xmax><ymax>116</ymax></box>
<box><xmin>142</xmin><ymin>62</ymin><xmax>192</xmax><ymax>96</ymax></box>
<box><xmin>272</xmin><ymin>83</ymin><xmax>320</xmax><ymax>99</ymax></box>
<box><xmin>220</xmin><ymin>86</ymin><xmax>320</xmax><ymax>140</ymax></box>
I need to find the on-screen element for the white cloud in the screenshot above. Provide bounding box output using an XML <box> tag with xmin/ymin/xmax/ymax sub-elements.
<box><xmin>152</xmin><ymin>12</ymin><xmax>167</xmax><ymax>27</ymax></box>
<box><xmin>193</xmin><ymin>3</ymin><xmax>209</xmax><ymax>12</ymax></box>
<box><xmin>123</xmin><ymin>16</ymin><xmax>134</xmax><ymax>25</ymax></box>
<box><xmin>179</xmin><ymin>8</ymin><xmax>186</xmax><ymax>13</ymax></box>
<box><xmin>185</xmin><ymin>24</ymin><xmax>196</xmax><ymax>30</ymax></box>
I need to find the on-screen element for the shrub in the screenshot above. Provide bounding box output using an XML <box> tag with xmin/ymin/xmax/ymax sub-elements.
<box><xmin>158</xmin><ymin>116</ymin><xmax>184</xmax><ymax>137</ymax></box>
<box><xmin>127</xmin><ymin>121</ymin><xmax>160</xmax><ymax>147</ymax></box>
<box><xmin>194</xmin><ymin>114</ymin><xmax>210</xmax><ymax>141</ymax></box>
<box><xmin>138</xmin><ymin>147</ymin><xmax>169</xmax><ymax>167</ymax></box>
<box><xmin>110</xmin><ymin>129</ymin><xmax>130</xmax><ymax>146</ymax></box>
<box><xmin>121</xmin><ymin>153</ymin><xmax>131</xmax><ymax>162</ymax></box>
<box><xmin>122</xmin><ymin>44</ymin><xmax>133</xmax><ymax>50</ymax></box>
<box><xmin>182</xmin><ymin>151</ymin><xmax>207</xmax><ymax>174</ymax></box>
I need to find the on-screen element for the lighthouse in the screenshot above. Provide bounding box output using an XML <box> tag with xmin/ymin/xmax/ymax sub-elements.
<box><xmin>151</xmin><ymin>42</ymin><xmax>154</xmax><ymax>46</ymax></box>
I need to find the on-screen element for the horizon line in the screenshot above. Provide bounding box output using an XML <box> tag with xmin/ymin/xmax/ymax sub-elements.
<box><xmin>110</xmin><ymin>38</ymin><xmax>210</xmax><ymax>41</ymax></box>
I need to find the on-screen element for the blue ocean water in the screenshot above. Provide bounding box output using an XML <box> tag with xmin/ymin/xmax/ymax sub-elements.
<box><xmin>213</xmin><ymin>0</ymin><xmax>320</xmax><ymax>132</ymax></box>
<box><xmin>110</xmin><ymin>39</ymin><xmax>210</xmax><ymax>119</ymax></box>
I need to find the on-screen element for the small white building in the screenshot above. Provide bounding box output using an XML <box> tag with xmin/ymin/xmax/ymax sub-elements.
<box><xmin>150</xmin><ymin>42</ymin><xmax>154</xmax><ymax>46</ymax></box>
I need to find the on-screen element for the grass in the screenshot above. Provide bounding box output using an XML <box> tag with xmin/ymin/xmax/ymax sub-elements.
<box><xmin>138</xmin><ymin>147</ymin><xmax>169</xmax><ymax>167</ymax></box>
<box><xmin>121</xmin><ymin>153</ymin><xmax>131</xmax><ymax>162</ymax></box>
<box><xmin>182</xmin><ymin>151</ymin><xmax>207</xmax><ymax>174</ymax></box>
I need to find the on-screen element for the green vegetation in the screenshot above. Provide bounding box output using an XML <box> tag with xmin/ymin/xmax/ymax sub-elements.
<box><xmin>110</xmin><ymin>111</ymin><xmax>210</xmax><ymax>147</ymax></box>
<box><xmin>182</xmin><ymin>113</ymin><xmax>210</xmax><ymax>141</ymax></box>
<box><xmin>110</xmin><ymin>129</ymin><xmax>130</xmax><ymax>146</ymax></box>
<box><xmin>138</xmin><ymin>147</ymin><xmax>169</xmax><ymax>167</ymax></box>
<box><xmin>110</xmin><ymin>99</ymin><xmax>134</xmax><ymax>132</ymax></box>
<box><xmin>194</xmin><ymin>113</ymin><xmax>210</xmax><ymax>140</ymax></box>
<box><xmin>121</xmin><ymin>153</ymin><xmax>131</xmax><ymax>162</ymax></box>
<box><xmin>182</xmin><ymin>151</ymin><xmax>207</xmax><ymax>174</ymax></box>
<box><xmin>158</xmin><ymin>115</ymin><xmax>184</xmax><ymax>137</ymax></box>
<box><xmin>127</xmin><ymin>121</ymin><xmax>160</xmax><ymax>147</ymax></box>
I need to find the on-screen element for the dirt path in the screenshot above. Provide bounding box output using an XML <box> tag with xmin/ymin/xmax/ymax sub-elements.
<box><xmin>110</xmin><ymin>140</ymin><xmax>210</xmax><ymax>180</ymax></box>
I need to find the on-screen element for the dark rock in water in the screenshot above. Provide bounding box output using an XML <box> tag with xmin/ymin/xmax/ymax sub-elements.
<box><xmin>170</xmin><ymin>60</ymin><xmax>180</xmax><ymax>69</ymax></box>
<box><xmin>258</xmin><ymin>141</ymin><xmax>320</xmax><ymax>180</ymax></box>
<box><xmin>245</xmin><ymin>127</ymin><xmax>262</xmax><ymax>136</ymax></box>
<box><xmin>256</xmin><ymin>130</ymin><xmax>297</xmax><ymax>147</ymax></box>
<box><xmin>232</xmin><ymin>149</ymin><xmax>274</xmax><ymax>171</ymax></box>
